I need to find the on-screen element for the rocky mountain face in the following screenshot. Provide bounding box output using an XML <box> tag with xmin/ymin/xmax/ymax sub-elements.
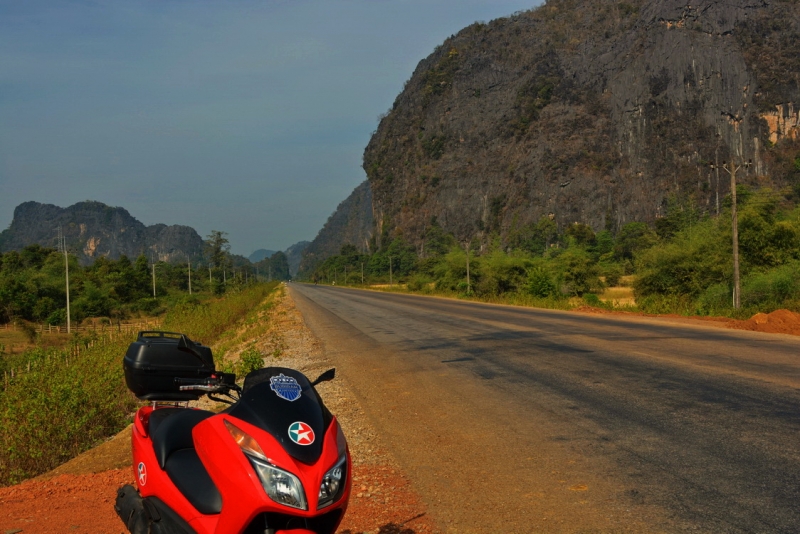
<box><xmin>0</xmin><ymin>201</ymin><xmax>205</xmax><ymax>265</ymax></box>
<box><xmin>362</xmin><ymin>0</ymin><xmax>800</xmax><ymax>252</ymax></box>
<box><xmin>299</xmin><ymin>181</ymin><xmax>374</xmax><ymax>274</ymax></box>
<box><xmin>285</xmin><ymin>241</ymin><xmax>310</xmax><ymax>276</ymax></box>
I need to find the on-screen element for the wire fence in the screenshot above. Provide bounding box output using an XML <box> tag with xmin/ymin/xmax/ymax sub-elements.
<box><xmin>2</xmin><ymin>321</ymin><xmax>161</xmax><ymax>335</ymax></box>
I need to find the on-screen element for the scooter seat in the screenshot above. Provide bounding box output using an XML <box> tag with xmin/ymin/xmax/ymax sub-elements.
<box><xmin>147</xmin><ymin>408</ymin><xmax>183</xmax><ymax>437</ymax></box>
<box><xmin>151</xmin><ymin>409</ymin><xmax>214</xmax><ymax>469</ymax></box>
<box><xmin>164</xmin><ymin>448</ymin><xmax>223</xmax><ymax>515</ymax></box>
<box><xmin>150</xmin><ymin>409</ymin><xmax>222</xmax><ymax>515</ymax></box>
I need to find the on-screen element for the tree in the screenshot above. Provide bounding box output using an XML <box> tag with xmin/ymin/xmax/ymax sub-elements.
<box><xmin>205</xmin><ymin>231</ymin><xmax>231</xmax><ymax>270</ymax></box>
<box><xmin>614</xmin><ymin>222</ymin><xmax>657</xmax><ymax>262</ymax></box>
<box><xmin>205</xmin><ymin>230</ymin><xmax>230</xmax><ymax>294</ymax></box>
<box><xmin>268</xmin><ymin>252</ymin><xmax>290</xmax><ymax>281</ymax></box>
<box><xmin>564</xmin><ymin>223</ymin><xmax>596</xmax><ymax>248</ymax></box>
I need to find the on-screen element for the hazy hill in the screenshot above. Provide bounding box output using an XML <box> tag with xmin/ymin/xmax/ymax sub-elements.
<box><xmin>249</xmin><ymin>249</ymin><xmax>277</xmax><ymax>263</ymax></box>
<box><xmin>298</xmin><ymin>180</ymin><xmax>374</xmax><ymax>275</ymax></box>
<box><xmin>0</xmin><ymin>201</ymin><xmax>205</xmax><ymax>265</ymax></box>
<box><xmin>285</xmin><ymin>241</ymin><xmax>310</xmax><ymax>277</ymax></box>
<box><xmin>359</xmin><ymin>0</ymin><xmax>800</xmax><ymax>251</ymax></box>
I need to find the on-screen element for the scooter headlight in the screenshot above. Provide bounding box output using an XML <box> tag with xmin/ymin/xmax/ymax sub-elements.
<box><xmin>248</xmin><ymin>456</ymin><xmax>308</xmax><ymax>511</ymax></box>
<box><xmin>318</xmin><ymin>456</ymin><xmax>347</xmax><ymax>509</ymax></box>
<box><xmin>225</xmin><ymin>419</ymin><xmax>308</xmax><ymax>510</ymax></box>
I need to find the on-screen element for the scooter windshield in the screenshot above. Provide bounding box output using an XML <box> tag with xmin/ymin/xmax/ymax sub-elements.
<box><xmin>224</xmin><ymin>367</ymin><xmax>333</xmax><ymax>465</ymax></box>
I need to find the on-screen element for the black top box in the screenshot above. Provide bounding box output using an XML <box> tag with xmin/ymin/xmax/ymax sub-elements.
<box><xmin>123</xmin><ymin>331</ymin><xmax>215</xmax><ymax>401</ymax></box>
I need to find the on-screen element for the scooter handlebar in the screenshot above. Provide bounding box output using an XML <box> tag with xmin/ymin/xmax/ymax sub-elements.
<box><xmin>174</xmin><ymin>377</ymin><xmax>202</xmax><ymax>385</ymax></box>
<box><xmin>178</xmin><ymin>384</ymin><xmax>226</xmax><ymax>392</ymax></box>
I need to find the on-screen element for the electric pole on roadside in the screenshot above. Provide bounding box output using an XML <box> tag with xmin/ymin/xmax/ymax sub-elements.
<box><xmin>465</xmin><ymin>240</ymin><xmax>471</xmax><ymax>294</ymax></box>
<box><xmin>710</xmin><ymin>158</ymin><xmax>751</xmax><ymax>309</ymax></box>
<box><xmin>152</xmin><ymin>252</ymin><xmax>157</xmax><ymax>298</ymax></box>
<box><xmin>187</xmin><ymin>255</ymin><xmax>192</xmax><ymax>295</ymax></box>
<box><xmin>388</xmin><ymin>256</ymin><xmax>393</xmax><ymax>286</ymax></box>
<box><xmin>58</xmin><ymin>227</ymin><xmax>71</xmax><ymax>334</ymax></box>
<box><xmin>361</xmin><ymin>262</ymin><xmax>364</xmax><ymax>285</ymax></box>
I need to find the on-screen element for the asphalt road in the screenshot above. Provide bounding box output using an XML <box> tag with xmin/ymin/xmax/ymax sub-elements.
<box><xmin>288</xmin><ymin>284</ymin><xmax>800</xmax><ymax>533</ymax></box>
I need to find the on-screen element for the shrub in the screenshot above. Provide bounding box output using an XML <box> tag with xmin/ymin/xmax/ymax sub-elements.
<box><xmin>407</xmin><ymin>275</ymin><xmax>433</xmax><ymax>293</ymax></box>
<box><xmin>237</xmin><ymin>346</ymin><xmax>264</xmax><ymax>376</ymax></box>
<box><xmin>526</xmin><ymin>266</ymin><xmax>557</xmax><ymax>298</ymax></box>
<box><xmin>473</xmin><ymin>250</ymin><xmax>530</xmax><ymax>296</ymax></box>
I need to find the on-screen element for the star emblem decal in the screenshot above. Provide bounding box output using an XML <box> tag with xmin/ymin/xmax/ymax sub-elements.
<box><xmin>288</xmin><ymin>421</ymin><xmax>315</xmax><ymax>446</ymax></box>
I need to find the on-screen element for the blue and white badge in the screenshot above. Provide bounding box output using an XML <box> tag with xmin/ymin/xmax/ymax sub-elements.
<box><xmin>269</xmin><ymin>373</ymin><xmax>302</xmax><ymax>402</ymax></box>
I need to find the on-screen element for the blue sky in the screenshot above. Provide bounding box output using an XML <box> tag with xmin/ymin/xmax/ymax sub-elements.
<box><xmin>0</xmin><ymin>0</ymin><xmax>541</xmax><ymax>256</ymax></box>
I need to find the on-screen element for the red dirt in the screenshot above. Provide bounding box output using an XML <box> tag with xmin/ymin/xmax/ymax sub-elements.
<box><xmin>0</xmin><ymin>465</ymin><xmax>435</xmax><ymax>534</ymax></box>
<box><xmin>0</xmin><ymin>469</ymin><xmax>133</xmax><ymax>534</ymax></box>
<box><xmin>730</xmin><ymin>309</ymin><xmax>800</xmax><ymax>336</ymax></box>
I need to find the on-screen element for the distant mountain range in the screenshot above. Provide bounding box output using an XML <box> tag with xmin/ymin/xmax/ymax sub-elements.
<box><xmin>0</xmin><ymin>201</ymin><xmax>205</xmax><ymax>265</ymax></box>
<box><xmin>0</xmin><ymin>200</ymin><xmax>313</xmax><ymax>272</ymax></box>
<box><xmin>248</xmin><ymin>249</ymin><xmax>277</xmax><ymax>263</ymax></box>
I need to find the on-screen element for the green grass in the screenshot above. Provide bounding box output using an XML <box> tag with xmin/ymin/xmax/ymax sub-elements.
<box><xmin>0</xmin><ymin>282</ymin><xmax>279</xmax><ymax>486</ymax></box>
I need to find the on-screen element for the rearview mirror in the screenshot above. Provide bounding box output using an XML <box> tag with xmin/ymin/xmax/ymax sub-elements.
<box><xmin>311</xmin><ymin>368</ymin><xmax>336</xmax><ymax>386</ymax></box>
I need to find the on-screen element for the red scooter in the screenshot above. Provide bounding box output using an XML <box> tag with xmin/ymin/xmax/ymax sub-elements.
<box><xmin>115</xmin><ymin>331</ymin><xmax>351</xmax><ymax>534</ymax></box>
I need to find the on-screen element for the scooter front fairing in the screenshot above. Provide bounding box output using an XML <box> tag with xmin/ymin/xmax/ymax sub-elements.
<box><xmin>130</xmin><ymin>366</ymin><xmax>351</xmax><ymax>534</ymax></box>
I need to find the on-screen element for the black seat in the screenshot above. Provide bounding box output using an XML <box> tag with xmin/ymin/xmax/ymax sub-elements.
<box><xmin>164</xmin><ymin>449</ymin><xmax>222</xmax><ymax>515</ymax></box>
<box><xmin>150</xmin><ymin>409</ymin><xmax>222</xmax><ymax>515</ymax></box>
<box><xmin>147</xmin><ymin>408</ymin><xmax>183</xmax><ymax>437</ymax></box>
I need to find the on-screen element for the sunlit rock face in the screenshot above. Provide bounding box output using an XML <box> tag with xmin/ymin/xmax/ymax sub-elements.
<box><xmin>362</xmin><ymin>0</ymin><xmax>800</xmax><ymax>251</ymax></box>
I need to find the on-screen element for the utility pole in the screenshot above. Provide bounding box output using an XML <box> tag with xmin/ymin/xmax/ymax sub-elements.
<box><xmin>188</xmin><ymin>257</ymin><xmax>192</xmax><ymax>295</ymax></box>
<box><xmin>361</xmin><ymin>262</ymin><xmax>364</xmax><ymax>285</ymax></box>
<box><xmin>465</xmin><ymin>241</ymin><xmax>471</xmax><ymax>294</ymax></box>
<box><xmin>344</xmin><ymin>265</ymin><xmax>348</xmax><ymax>285</ymax></box>
<box><xmin>388</xmin><ymin>256</ymin><xmax>393</xmax><ymax>286</ymax></box>
<box><xmin>59</xmin><ymin>227</ymin><xmax>71</xmax><ymax>334</ymax></box>
<box><xmin>152</xmin><ymin>254</ymin><xmax>157</xmax><ymax>298</ymax></box>
<box><xmin>714</xmin><ymin>147</ymin><xmax>721</xmax><ymax>216</ymax></box>
<box><xmin>711</xmin><ymin>158</ymin><xmax>751</xmax><ymax>309</ymax></box>
<box><xmin>209</xmin><ymin>263</ymin><xmax>212</xmax><ymax>284</ymax></box>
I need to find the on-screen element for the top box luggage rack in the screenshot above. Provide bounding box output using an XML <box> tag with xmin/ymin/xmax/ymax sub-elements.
<box><xmin>123</xmin><ymin>331</ymin><xmax>216</xmax><ymax>401</ymax></box>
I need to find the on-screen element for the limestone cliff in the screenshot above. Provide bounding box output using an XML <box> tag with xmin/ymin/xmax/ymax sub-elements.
<box><xmin>298</xmin><ymin>181</ymin><xmax>374</xmax><ymax>274</ymax></box>
<box><xmin>363</xmin><ymin>0</ymin><xmax>800</xmax><ymax>251</ymax></box>
<box><xmin>0</xmin><ymin>201</ymin><xmax>205</xmax><ymax>265</ymax></box>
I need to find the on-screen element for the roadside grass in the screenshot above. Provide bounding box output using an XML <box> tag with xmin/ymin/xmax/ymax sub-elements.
<box><xmin>207</xmin><ymin>283</ymin><xmax>284</xmax><ymax>374</ymax></box>
<box><xmin>0</xmin><ymin>282</ymin><xmax>279</xmax><ymax>486</ymax></box>
<box><xmin>360</xmin><ymin>283</ymin><xmax>588</xmax><ymax>312</ymax></box>
<box><xmin>0</xmin><ymin>329</ymin><xmax>73</xmax><ymax>356</ymax></box>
